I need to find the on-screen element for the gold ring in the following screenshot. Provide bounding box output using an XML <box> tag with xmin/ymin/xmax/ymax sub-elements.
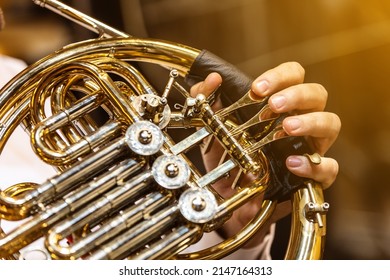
<box><xmin>304</xmin><ymin>152</ymin><xmax>322</xmax><ymax>165</ymax></box>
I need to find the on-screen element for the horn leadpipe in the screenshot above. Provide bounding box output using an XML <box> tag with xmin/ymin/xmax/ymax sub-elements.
<box><xmin>32</xmin><ymin>0</ymin><xmax>129</xmax><ymax>38</ymax></box>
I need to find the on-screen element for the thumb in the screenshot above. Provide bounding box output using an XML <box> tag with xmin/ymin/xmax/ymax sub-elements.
<box><xmin>190</xmin><ymin>72</ymin><xmax>222</xmax><ymax>98</ymax></box>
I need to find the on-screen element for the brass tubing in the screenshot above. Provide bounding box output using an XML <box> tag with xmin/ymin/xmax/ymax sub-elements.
<box><xmin>168</xmin><ymin>112</ymin><xmax>204</xmax><ymax>128</ymax></box>
<box><xmin>62</xmin><ymin>158</ymin><xmax>146</xmax><ymax>213</ymax></box>
<box><xmin>48</xmin><ymin>89</ymin><xmax>104</xmax><ymax>123</ymax></box>
<box><xmin>0</xmin><ymin>38</ymin><xmax>199</xmax><ymax>118</ymax></box>
<box><xmin>0</xmin><ymin>155</ymin><xmax>145</xmax><ymax>257</ymax></box>
<box><xmin>0</xmin><ymin>198</ymin><xmax>69</xmax><ymax>257</ymax></box>
<box><xmin>48</xmin><ymin>61</ymin><xmax>140</xmax><ymax>125</ymax></box>
<box><xmin>86</xmin><ymin>206</ymin><xmax>180</xmax><ymax>260</ymax></box>
<box><xmin>47</xmin><ymin>190</ymin><xmax>170</xmax><ymax>260</ymax></box>
<box><xmin>213</xmin><ymin>181</ymin><xmax>267</xmax><ymax>221</ymax></box>
<box><xmin>31</xmin><ymin>93</ymin><xmax>121</xmax><ymax>165</ymax></box>
<box><xmin>48</xmin><ymin>77</ymin><xmax>106</xmax><ymax>141</ymax></box>
<box><xmin>33</xmin><ymin>119</ymin><xmax>123</xmax><ymax>165</ymax></box>
<box><xmin>178</xmin><ymin>200</ymin><xmax>276</xmax><ymax>260</ymax></box>
<box><xmin>91</xmin><ymin>57</ymin><xmax>158</xmax><ymax>96</ymax></box>
<box><xmin>285</xmin><ymin>183</ymin><xmax>326</xmax><ymax>260</ymax></box>
<box><xmin>201</xmin><ymin>103</ymin><xmax>260</xmax><ymax>174</ymax></box>
<box><xmin>46</xmin><ymin>171</ymin><xmax>154</xmax><ymax>259</ymax></box>
<box><xmin>0</xmin><ymin>225</ymin><xmax>19</xmax><ymax>259</ymax></box>
<box><xmin>133</xmin><ymin>226</ymin><xmax>201</xmax><ymax>260</ymax></box>
<box><xmin>0</xmin><ymin>137</ymin><xmax>128</xmax><ymax>220</ymax></box>
<box><xmin>71</xmin><ymin>61</ymin><xmax>141</xmax><ymax>124</ymax></box>
<box><xmin>0</xmin><ymin>97</ymin><xmax>30</xmax><ymax>155</ymax></box>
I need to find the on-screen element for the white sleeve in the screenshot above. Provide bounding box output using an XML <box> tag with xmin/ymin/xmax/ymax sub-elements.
<box><xmin>0</xmin><ymin>55</ymin><xmax>27</xmax><ymax>85</ymax></box>
<box><xmin>0</xmin><ymin>55</ymin><xmax>57</xmax><ymax>188</ymax></box>
<box><xmin>183</xmin><ymin>223</ymin><xmax>276</xmax><ymax>260</ymax></box>
<box><xmin>0</xmin><ymin>55</ymin><xmax>57</xmax><ymax>260</ymax></box>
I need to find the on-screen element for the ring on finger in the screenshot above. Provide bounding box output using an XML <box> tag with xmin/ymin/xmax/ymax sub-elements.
<box><xmin>304</xmin><ymin>152</ymin><xmax>322</xmax><ymax>165</ymax></box>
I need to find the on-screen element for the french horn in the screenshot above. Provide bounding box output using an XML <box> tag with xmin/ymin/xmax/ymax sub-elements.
<box><xmin>0</xmin><ymin>0</ymin><xmax>328</xmax><ymax>260</ymax></box>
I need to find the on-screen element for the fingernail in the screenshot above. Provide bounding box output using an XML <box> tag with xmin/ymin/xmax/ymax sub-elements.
<box><xmin>270</xmin><ymin>95</ymin><xmax>286</xmax><ymax>110</ymax></box>
<box><xmin>284</xmin><ymin>118</ymin><xmax>302</xmax><ymax>132</ymax></box>
<box><xmin>287</xmin><ymin>156</ymin><xmax>303</xmax><ymax>168</ymax></box>
<box><xmin>254</xmin><ymin>80</ymin><xmax>270</xmax><ymax>96</ymax></box>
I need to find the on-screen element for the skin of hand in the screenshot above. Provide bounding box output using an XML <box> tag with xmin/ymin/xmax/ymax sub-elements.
<box><xmin>190</xmin><ymin>61</ymin><xmax>341</xmax><ymax>248</ymax></box>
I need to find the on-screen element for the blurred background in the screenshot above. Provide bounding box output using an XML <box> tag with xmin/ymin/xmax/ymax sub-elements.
<box><xmin>0</xmin><ymin>0</ymin><xmax>389</xmax><ymax>259</ymax></box>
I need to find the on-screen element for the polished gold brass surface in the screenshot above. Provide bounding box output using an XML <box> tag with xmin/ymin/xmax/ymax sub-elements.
<box><xmin>0</xmin><ymin>0</ymin><xmax>327</xmax><ymax>260</ymax></box>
